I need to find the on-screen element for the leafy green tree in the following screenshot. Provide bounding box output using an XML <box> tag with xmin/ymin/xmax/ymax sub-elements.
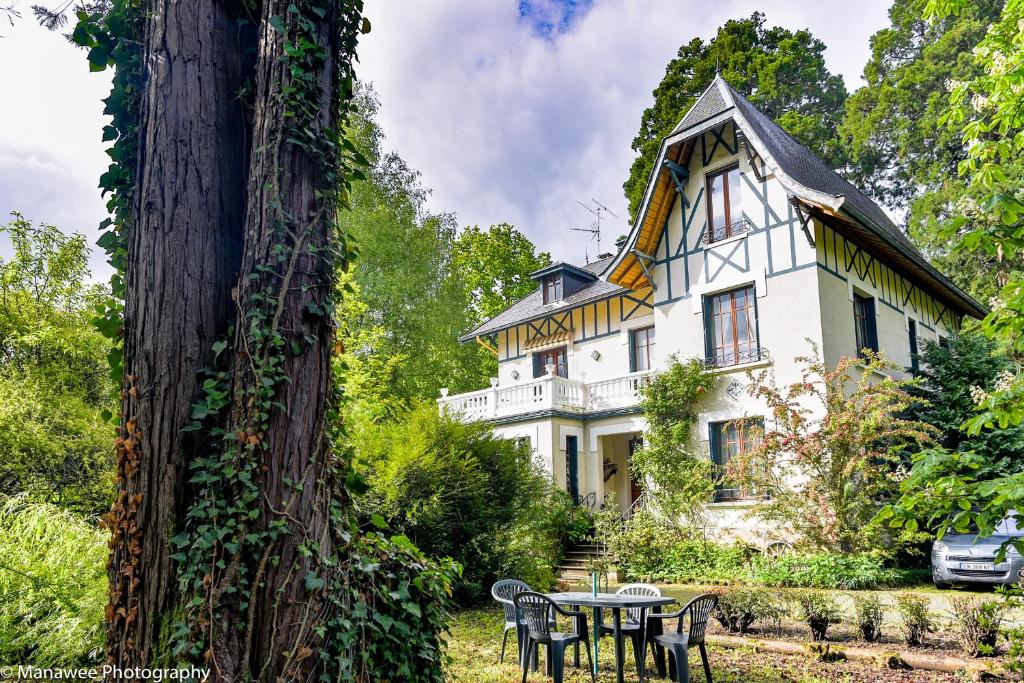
<box><xmin>623</xmin><ymin>12</ymin><xmax>848</xmax><ymax>219</ymax></box>
<box><xmin>0</xmin><ymin>213</ymin><xmax>113</xmax><ymax>514</ymax></box>
<box><xmin>906</xmin><ymin>333</ymin><xmax>1024</xmax><ymax>465</ymax></box>
<box><xmin>340</xmin><ymin>86</ymin><xmax>489</xmax><ymax>404</ymax></box>
<box><xmin>840</xmin><ymin>0</ymin><xmax>1006</xmax><ymax>300</ymax></box>
<box><xmin>878</xmin><ymin>0</ymin><xmax>1024</xmax><ymax>555</ymax></box>
<box><xmin>451</xmin><ymin>223</ymin><xmax>550</xmax><ymax>325</ymax></box>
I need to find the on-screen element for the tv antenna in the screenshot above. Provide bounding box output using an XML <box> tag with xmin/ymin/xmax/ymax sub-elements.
<box><xmin>571</xmin><ymin>199</ymin><xmax>617</xmax><ymax>262</ymax></box>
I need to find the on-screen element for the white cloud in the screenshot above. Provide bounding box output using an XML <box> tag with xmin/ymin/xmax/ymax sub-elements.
<box><xmin>357</xmin><ymin>0</ymin><xmax>892</xmax><ymax>265</ymax></box>
<box><xmin>0</xmin><ymin>0</ymin><xmax>892</xmax><ymax>276</ymax></box>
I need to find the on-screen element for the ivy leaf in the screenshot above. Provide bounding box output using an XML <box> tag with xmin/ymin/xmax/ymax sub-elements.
<box><xmin>268</xmin><ymin>15</ymin><xmax>286</xmax><ymax>33</ymax></box>
<box><xmin>88</xmin><ymin>45</ymin><xmax>109</xmax><ymax>72</ymax></box>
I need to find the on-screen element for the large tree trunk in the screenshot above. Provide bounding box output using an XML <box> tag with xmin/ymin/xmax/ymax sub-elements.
<box><xmin>106</xmin><ymin>0</ymin><xmax>364</xmax><ymax>679</ymax></box>
<box><xmin>205</xmin><ymin>0</ymin><xmax>346</xmax><ymax>677</ymax></box>
<box><xmin>106</xmin><ymin>0</ymin><xmax>251</xmax><ymax>668</ymax></box>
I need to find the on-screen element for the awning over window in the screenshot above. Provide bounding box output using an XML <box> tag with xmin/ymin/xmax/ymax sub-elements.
<box><xmin>523</xmin><ymin>330</ymin><xmax>573</xmax><ymax>351</ymax></box>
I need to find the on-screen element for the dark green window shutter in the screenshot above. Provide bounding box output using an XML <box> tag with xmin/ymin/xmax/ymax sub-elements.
<box><xmin>628</xmin><ymin>330</ymin><xmax>637</xmax><ymax>372</ymax></box>
<box><xmin>532</xmin><ymin>352</ymin><xmax>543</xmax><ymax>378</ymax></box>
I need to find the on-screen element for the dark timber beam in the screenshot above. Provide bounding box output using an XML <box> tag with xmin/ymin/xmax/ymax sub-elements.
<box><xmin>789</xmin><ymin>196</ymin><xmax>816</xmax><ymax>247</ymax></box>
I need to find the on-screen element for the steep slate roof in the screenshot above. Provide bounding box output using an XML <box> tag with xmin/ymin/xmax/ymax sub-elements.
<box><xmin>459</xmin><ymin>256</ymin><xmax>623</xmax><ymax>342</ymax></box>
<box><xmin>603</xmin><ymin>75</ymin><xmax>986</xmax><ymax>319</ymax></box>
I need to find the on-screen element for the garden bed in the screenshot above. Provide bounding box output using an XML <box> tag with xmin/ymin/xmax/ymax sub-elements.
<box><xmin>447</xmin><ymin>607</ymin><xmax>968</xmax><ymax>682</ymax></box>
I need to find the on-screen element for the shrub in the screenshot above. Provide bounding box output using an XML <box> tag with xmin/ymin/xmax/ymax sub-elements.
<box><xmin>753</xmin><ymin>551</ymin><xmax>923</xmax><ymax>590</ymax></box>
<box><xmin>713</xmin><ymin>587</ymin><xmax>782</xmax><ymax>634</ymax></box>
<box><xmin>356</xmin><ymin>404</ymin><xmax>576</xmax><ymax>602</ymax></box>
<box><xmin>895</xmin><ymin>593</ymin><xmax>935</xmax><ymax>646</ymax></box>
<box><xmin>950</xmin><ymin>596</ymin><xmax>1007</xmax><ymax>657</ymax></box>
<box><xmin>853</xmin><ymin>594</ymin><xmax>884</xmax><ymax>642</ymax></box>
<box><xmin>0</xmin><ymin>496</ymin><xmax>106</xmax><ymax>666</ymax></box>
<box><xmin>350</xmin><ymin>532</ymin><xmax>458</xmax><ymax>681</ymax></box>
<box><xmin>791</xmin><ymin>591</ymin><xmax>842</xmax><ymax>641</ymax></box>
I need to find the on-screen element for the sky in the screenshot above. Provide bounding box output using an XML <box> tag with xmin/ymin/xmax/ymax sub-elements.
<box><xmin>0</xmin><ymin>0</ymin><xmax>893</xmax><ymax>280</ymax></box>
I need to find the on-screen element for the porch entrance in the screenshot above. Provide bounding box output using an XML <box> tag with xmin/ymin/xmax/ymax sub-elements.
<box><xmin>628</xmin><ymin>436</ymin><xmax>643</xmax><ymax>504</ymax></box>
<box><xmin>599</xmin><ymin>431</ymin><xmax>645</xmax><ymax>513</ymax></box>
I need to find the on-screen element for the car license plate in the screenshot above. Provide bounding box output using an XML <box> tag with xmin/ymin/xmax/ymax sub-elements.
<box><xmin>961</xmin><ymin>562</ymin><xmax>995</xmax><ymax>571</ymax></box>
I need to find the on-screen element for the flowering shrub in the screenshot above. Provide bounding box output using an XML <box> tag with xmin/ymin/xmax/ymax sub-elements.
<box><xmin>728</xmin><ymin>344</ymin><xmax>936</xmax><ymax>552</ymax></box>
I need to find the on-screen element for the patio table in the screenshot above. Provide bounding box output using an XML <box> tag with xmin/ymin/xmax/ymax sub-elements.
<box><xmin>545</xmin><ymin>591</ymin><xmax>676</xmax><ymax>683</ymax></box>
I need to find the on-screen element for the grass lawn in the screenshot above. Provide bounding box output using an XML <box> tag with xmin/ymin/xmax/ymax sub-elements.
<box><xmin>446</xmin><ymin>606</ymin><xmax>963</xmax><ymax>682</ymax></box>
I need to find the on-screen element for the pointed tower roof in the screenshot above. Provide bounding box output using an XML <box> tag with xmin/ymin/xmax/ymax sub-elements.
<box><xmin>602</xmin><ymin>75</ymin><xmax>985</xmax><ymax>319</ymax></box>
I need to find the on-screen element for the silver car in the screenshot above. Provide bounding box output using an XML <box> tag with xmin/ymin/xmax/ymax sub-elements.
<box><xmin>931</xmin><ymin>515</ymin><xmax>1024</xmax><ymax>588</ymax></box>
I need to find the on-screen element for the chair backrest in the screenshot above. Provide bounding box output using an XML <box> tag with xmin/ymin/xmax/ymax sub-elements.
<box><xmin>616</xmin><ymin>583</ymin><xmax>661</xmax><ymax>623</ymax></box>
<box><xmin>678</xmin><ymin>593</ymin><xmax>718</xmax><ymax>643</ymax></box>
<box><xmin>514</xmin><ymin>591</ymin><xmax>555</xmax><ymax>643</ymax></box>
<box><xmin>491</xmin><ymin>579</ymin><xmax>531</xmax><ymax>624</ymax></box>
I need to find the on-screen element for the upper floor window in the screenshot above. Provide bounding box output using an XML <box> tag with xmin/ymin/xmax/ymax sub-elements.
<box><xmin>629</xmin><ymin>326</ymin><xmax>655</xmax><ymax>372</ymax></box>
<box><xmin>710</xmin><ymin>417</ymin><xmax>762</xmax><ymax>502</ymax></box>
<box><xmin>542</xmin><ymin>275</ymin><xmax>563</xmax><ymax>304</ymax></box>
<box><xmin>533</xmin><ymin>346</ymin><xmax>567</xmax><ymax>378</ymax></box>
<box><xmin>705</xmin><ymin>164</ymin><xmax>745</xmax><ymax>244</ymax></box>
<box><xmin>908</xmin><ymin>319</ymin><xmax>919</xmax><ymax>373</ymax></box>
<box><xmin>705</xmin><ymin>285</ymin><xmax>759</xmax><ymax>367</ymax></box>
<box><xmin>853</xmin><ymin>292</ymin><xmax>878</xmax><ymax>357</ymax></box>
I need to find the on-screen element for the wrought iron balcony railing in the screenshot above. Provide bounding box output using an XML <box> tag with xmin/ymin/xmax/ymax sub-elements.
<box><xmin>704</xmin><ymin>219</ymin><xmax>751</xmax><ymax>245</ymax></box>
<box><xmin>703</xmin><ymin>346</ymin><xmax>770</xmax><ymax>369</ymax></box>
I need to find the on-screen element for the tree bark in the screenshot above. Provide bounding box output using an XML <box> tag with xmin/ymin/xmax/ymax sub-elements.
<box><xmin>106</xmin><ymin>0</ymin><xmax>251</xmax><ymax>668</ymax></box>
<box><xmin>207</xmin><ymin>1</ymin><xmax>343</xmax><ymax>677</ymax></box>
<box><xmin>106</xmin><ymin>0</ymin><xmax>363</xmax><ymax>679</ymax></box>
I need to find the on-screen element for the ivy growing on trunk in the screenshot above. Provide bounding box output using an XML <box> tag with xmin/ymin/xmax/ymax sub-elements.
<box><xmin>62</xmin><ymin>1</ymin><xmax>455</xmax><ymax>679</ymax></box>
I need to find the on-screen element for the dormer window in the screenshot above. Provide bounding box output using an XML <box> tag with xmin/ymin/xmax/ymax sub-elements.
<box><xmin>542</xmin><ymin>275</ymin><xmax>562</xmax><ymax>304</ymax></box>
<box><xmin>705</xmin><ymin>164</ymin><xmax>747</xmax><ymax>244</ymax></box>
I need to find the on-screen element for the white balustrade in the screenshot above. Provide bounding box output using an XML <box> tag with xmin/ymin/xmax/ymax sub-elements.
<box><xmin>438</xmin><ymin>370</ymin><xmax>654</xmax><ymax>422</ymax></box>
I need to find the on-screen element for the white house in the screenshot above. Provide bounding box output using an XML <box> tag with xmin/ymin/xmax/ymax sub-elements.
<box><xmin>438</xmin><ymin>76</ymin><xmax>984</xmax><ymax>542</ymax></box>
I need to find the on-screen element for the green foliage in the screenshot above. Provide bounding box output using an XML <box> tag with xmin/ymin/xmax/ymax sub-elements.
<box><xmin>949</xmin><ymin>596</ymin><xmax>1006</xmax><ymax>657</ymax></box>
<box><xmin>791</xmin><ymin>591</ymin><xmax>842</xmax><ymax>641</ymax></box>
<box><xmin>601</xmin><ymin>515</ymin><xmax>920</xmax><ymax>589</ymax></box>
<box><xmin>633</xmin><ymin>356</ymin><xmax>718</xmax><ymax>526</ymax></box>
<box><xmin>712</xmin><ymin>587</ymin><xmax>784</xmax><ymax>634</ymax></box>
<box><xmin>451</xmin><ymin>223</ymin><xmax>551</xmax><ymax>326</ymax></box>
<box><xmin>882</xmin><ymin>334</ymin><xmax>1024</xmax><ymax>548</ymax></box>
<box><xmin>355</xmin><ymin>403</ymin><xmax>573</xmax><ymax>602</ymax></box>
<box><xmin>908</xmin><ymin>333</ymin><xmax>1024</xmax><ymax>461</ymax></box>
<box><xmin>840</xmin><ymin>0</ymin><xmax>1006</xmax><ymax>300</ymax></box>
<box><xmin>349</xmin><ymin>532</ymin><xmax>458</xmax><ymax>681</ymax></box>
<box><xmin>0</xmin><ymin>213</ymin><xmax>114</xmax><ymax>514</ymax></box>
<box><xmin>752</xmin><ymin>552</ymin><xmax>924</xmax><ymax>591</ymax></box>
<box><xmin>623</xmin><ymin>12</ymin><xmax>847</xmax><ymax>218</ymax></box>
<box><xmin>339</xmin><ymin>86</ymin><xmax>549</xmax><ymax>417</ymax></box>
<box><xmin>732</xmin><ymin>346</ymin><xmax>935</xmax><ymax>552</ymax></box>
<box><xmin>853</xmin><ymin>594</ymin><xmax>884</xmax><ymax>642</ymax></box>
<box><xmin>340</xmin><ymin>89</ymin><xmax>487</xmax><ymax>404</ymax></box>
<box><xmin>0</xmin><ymin>496</ymin><xmax>107</xmax><ymax>666</ymax></box>
<box><xmin>921</xmin><ymin>0</ymin><xmax>1024</xmax><ymax>515</ymax></box>
<box><xmin>894</xmin><ymin>592</ymin><xmax>935</xmax><ymax>646</ymax></box>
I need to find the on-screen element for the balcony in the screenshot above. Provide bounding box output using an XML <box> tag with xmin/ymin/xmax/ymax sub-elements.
<box><xmin>703</xmin><ymin>346</ymin><xmax>770</xmax><ymax>370</ymax></box>
<box><xmin>704</xmin><ymin>218</ymin><xmax>751</xmax><ymax>246</ymax></box>
<box><xmin>437</xmin><ymin>370</ymin><xmax>654</xmax><ymax>422</ymax></box>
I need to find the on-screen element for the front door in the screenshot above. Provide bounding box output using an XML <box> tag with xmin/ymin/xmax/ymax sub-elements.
<box><xmin>628</xmin><ymin>436</ymin><xmax>643</xmax><ymax>503</ymax></box>
<box><xmin>565</xmin><ymin>436</ymin><xmax>579</xmax><ymax>502</ymax></box>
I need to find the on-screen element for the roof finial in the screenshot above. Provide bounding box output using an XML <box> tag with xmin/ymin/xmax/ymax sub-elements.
<box><xmin>715</xmin><ymin>57</ymin><xmax>721</xmax><ymax>76</ymax></box>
